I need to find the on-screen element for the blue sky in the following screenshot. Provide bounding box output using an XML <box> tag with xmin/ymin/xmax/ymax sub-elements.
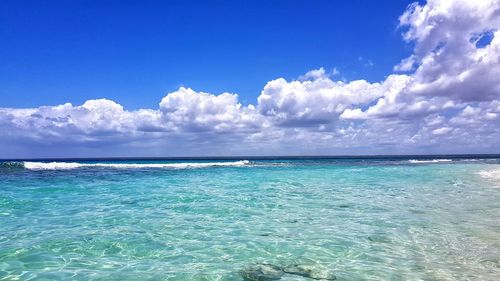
<box><xmin>1</xmin><ymin>0</ymin><xmax>414</xmax><ymax>109</ymax></box>
<box><xmin>0</xmin><ymin>0</ymin><xmax>499</xmax><ymax>158</ymax></box>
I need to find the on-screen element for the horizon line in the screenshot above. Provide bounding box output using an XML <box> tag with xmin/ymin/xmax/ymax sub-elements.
<box><xmin>2</xmin><ymin>153</ymin><xmax>500</xmax><ymax>161</ymax></box>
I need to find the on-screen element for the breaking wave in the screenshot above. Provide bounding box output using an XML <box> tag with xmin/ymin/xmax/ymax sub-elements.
<box><xmin>20</xmin><ymin>160</ymin><xmax>251</xmax><ymax>170</ymax></box>
<box><xmin>408</xmin><ymin>159</ymin><xmax>453</xmax><ymax>164</ymax></box>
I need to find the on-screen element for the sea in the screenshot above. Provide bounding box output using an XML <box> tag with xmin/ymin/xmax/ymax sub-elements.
<box><xmin>0</xmin><ymin>155</ymin><xmax>499</xmax><ymax>280</ymax></box>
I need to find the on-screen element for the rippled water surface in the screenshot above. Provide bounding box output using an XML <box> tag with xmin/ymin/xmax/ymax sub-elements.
<box><xmin>1</xmin><ymin>157</ymin><xmax>499</xmax><ymax>280</ymax></box>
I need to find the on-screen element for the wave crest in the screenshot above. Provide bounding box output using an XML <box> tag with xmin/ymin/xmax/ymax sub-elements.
<box><xmin>22</xmin><ymin>160</ymin><xmax>251</xmax><ymax>170</ymax></box>
<box><xmin>408</xmin><ymin>159</ymin><xmax>452</xmax><ymax>164</ymax></box>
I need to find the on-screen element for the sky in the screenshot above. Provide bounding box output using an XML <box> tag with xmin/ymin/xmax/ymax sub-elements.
<box><xmin>0</xmin><ymin>0</ymin><xmax>499</xmax><ymax>158</ymax></box>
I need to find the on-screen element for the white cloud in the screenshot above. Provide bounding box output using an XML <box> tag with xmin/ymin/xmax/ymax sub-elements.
<box><xmin>0</xmin><ymin>0</ymin><xmax>499</xmax><ymax>157</ymax></box>
<box><xmin>402</xmin><ymin>0</ymin><xmax>500</xmax><ymax>100</ymax></box>
<box><xmin>432</xmin><ymin>127</ymin><xmax>452</xmax><ymax>136</ymax></box>
<box><xmin>299</xmin><ymin>68</ymin><xmax>328</xmax><ymax>80</ymax></box>
<box><xmin>339</xmin><ymin>0</ymin><xmax>500</xmax><ymax>120</ymax></box>
<box><xmin>258</xmin><ymin>74</ymin><xmax>410</xmax><ymax>125</ymax></box>
<box><xmin>159</xmin><ymin>87</ymin><xmax>263</xmax><ymax>133</ymax></box>
<box><xmin>394</xmin><ymin>55</ymin><xmax>417</xmax><ymax>72</ymax></box>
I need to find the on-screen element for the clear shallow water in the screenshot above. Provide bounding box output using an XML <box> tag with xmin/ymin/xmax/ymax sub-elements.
<box><xmin>1</xmin><ymin>157</ymin><xmax>499</xmax><ymax>280</ymax></box>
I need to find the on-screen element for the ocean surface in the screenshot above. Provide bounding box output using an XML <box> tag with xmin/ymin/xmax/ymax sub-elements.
<box><xmin>1</xmin><ymin>156</ymin><xmax>499</xmax><ymax>280</ymax></box>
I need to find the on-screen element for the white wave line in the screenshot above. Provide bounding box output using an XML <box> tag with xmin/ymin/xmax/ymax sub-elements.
<box><xmin>23</xmin><ymin>160</ymin><xmax>251</xmax><ymax>170</ymax></box>
<box><xmin>408</xmin><ymin>159</ymin><xmax>453</xmax><ymax>163</ymax></box>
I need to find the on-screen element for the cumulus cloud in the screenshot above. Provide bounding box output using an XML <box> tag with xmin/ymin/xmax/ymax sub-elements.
<box><xmin>394</xmin><ymin>55</ymin><xmax>417</xmax><ymax>72</ymax></box>
<box><xmin>1</xmin><ymin>0</ymin><xmax>499</xmax><ymax>157</ymax></box>
<box><xmin>258</xmin><ymin>72</ymin><xmax>409</xmax><ymax>125</ymax></box>
<box><xmin>159</xmin><ymin>87</ymin><xmax>263</xmax><ymax>133</ymax></box>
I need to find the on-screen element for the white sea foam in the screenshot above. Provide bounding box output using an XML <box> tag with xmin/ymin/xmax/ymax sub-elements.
<box><xmin>408</xmin><ymin>159</ymin><xmax>453</xmax><ymax>164</ymax></box>
<box><xmin>478</xmin><ymin>169</ymin><xmax>500</xmax><ymax>182</ymax></box>
<box><xmin>23</xmin><ymin>160</ymin><xmax>251</xmax><ymax>170</ymax></box>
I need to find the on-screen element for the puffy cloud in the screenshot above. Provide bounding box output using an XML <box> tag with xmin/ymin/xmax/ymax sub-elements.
<box><xmin>0</xmin><ymin>89</ymin><xmax>263</xmax><ymax>143</ymax></box>
<box><xmin>401</xmin><ymin>0</ymin><xmax>500</xmax><ymax>102</ymax></box>
<box><xmin>159</xmin><ymin>87</ymin><xmax>263</xmax><ymax>133</ymax></box>
<box><xmin>1</xmin><ymin>0</ymin><xmax>499</xmax><ymax>157</ymax></box>
<box><xmin>345</xmin><ymin>0</ymin><xmax>500</xmax><ymax>122</ymax></box>
<box><xmin>394</xmin><ymin>55</ymin><xmax>417</xmax><ymax>72</ymax></box>
<box><xmin>258</xmin><ymin>72</ymin><xmax>409</xmax><ymax>126</ymax></box>
<box><xmin>0</xmin><ymin>100</ymin><xmax>146</xmax><ymax>144</ymax></box>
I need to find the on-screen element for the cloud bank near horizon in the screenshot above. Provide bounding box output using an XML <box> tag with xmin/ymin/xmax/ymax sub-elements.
<box><xmin>1</xmin><ymin>0</ymin><xmax>500</xmax><ymax>157</ymax></box>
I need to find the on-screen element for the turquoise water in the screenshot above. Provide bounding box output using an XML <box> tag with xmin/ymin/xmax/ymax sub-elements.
<box><xmin>1</xmin><ymin>157</ymin><xmax>499</xmax><ymax>280</ymax></box>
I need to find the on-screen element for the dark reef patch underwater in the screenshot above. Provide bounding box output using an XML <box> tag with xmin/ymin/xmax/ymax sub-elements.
<box><xmin>240</xmin><ymin>263</ymin><xmax>337</xmax><ymax>280</ymax></box>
